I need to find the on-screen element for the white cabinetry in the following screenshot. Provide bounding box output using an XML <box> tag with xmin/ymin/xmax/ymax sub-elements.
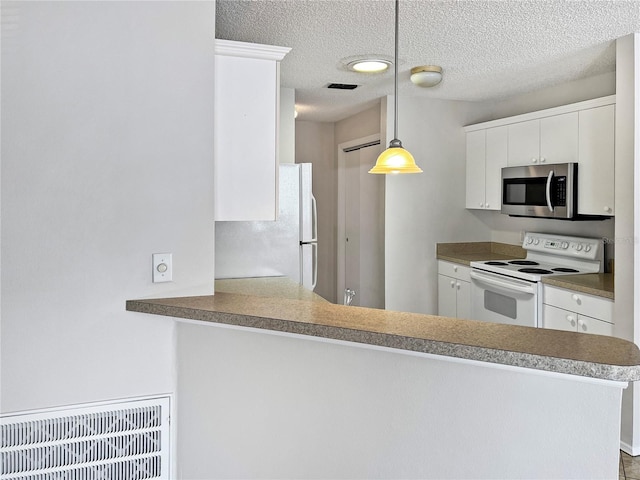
<box><xmin>542</xmin><ymin>285</ymin><xmax>613</xmax><ymax>336</ymax></box>
<box><xmin>465</xmin><ymin>96</ymin><xmax>615</xmax><ymax>216</ymax></box>
<box><xmin>214</xmin><ymin>40</ymin><xmax>290</xmax><ymax>221</ymax></box>
<box><xmin>508</xmin><ymin>113</ymin><xmax>578</xmax><ymax>166</ymax></box>
<box><xmin>578</xmin><ymin>105</ymin><xmax>615</xmax><ymax>216</ymax></box>
<box><xmin>465</xmin><ymin>126</ymin><xmax>507</xmax><ymax>210</ymax></box>
<box><xmin>438</xmin><ymin>261</ymin><xmax>471</xmax><ymax>319</ymax></box>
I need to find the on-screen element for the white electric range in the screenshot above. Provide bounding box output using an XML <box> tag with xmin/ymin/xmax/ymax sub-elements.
<box><xmin>469</xmin><ymin>232</ymin><xmax>603</xmax><ymax>327</ymax></box>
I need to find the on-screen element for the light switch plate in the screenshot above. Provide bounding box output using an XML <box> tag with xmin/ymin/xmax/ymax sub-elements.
<box><xmin>152</xmin><ymin>253</ymin><xmax>173</xmax><ymax>283</ymax></box>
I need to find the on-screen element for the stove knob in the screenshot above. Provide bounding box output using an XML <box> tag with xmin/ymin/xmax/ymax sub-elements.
<box><xmin>584</xmin><ymin>244</ymin><xmax>592</xmax><ymax>253</ymax></box>
<box><xmin>575</xmin><ymin>244</ymin><xmax>583</xmax><ymax>251</ymax></box>
<box><xmin>533</xmin><ymin>239</ymin><xmax>540</xmax><ymax>245</ymax></box>
<box><xmin>561</xmin><ymin>242</ymin><xmax>569</xmax><ymax>249</ymax></box>
<box><xmin>526</xmin><ymin>237</ymin><xmax>533</xmax><ymax>245</ymax></box>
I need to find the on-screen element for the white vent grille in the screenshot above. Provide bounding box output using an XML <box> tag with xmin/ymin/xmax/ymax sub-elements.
<box><xmin>1</xmin><ymin>397</ymin><xmax>170</xmax><ymax>480</ymax></box>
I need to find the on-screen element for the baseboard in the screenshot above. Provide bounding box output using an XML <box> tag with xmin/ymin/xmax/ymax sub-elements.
<box><xmin>621</xmin><ymin>440</ymin><xmax>640</xmax><ymax>456</ymax></box>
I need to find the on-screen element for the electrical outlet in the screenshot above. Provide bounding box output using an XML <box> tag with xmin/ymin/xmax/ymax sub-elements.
<box><xmin>152</xmin><ymin>253</ymin><xmax>173</xmax><ymax>283</ymax></box>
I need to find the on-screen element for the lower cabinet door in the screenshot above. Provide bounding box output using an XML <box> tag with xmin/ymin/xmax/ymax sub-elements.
<box><xmin>577</xmin><ymin>314</ymin><xmax>614</xmax><ymax>336</ymax></box>
<box><xmin>438</xmin><ymin>274</ymin><xmax>457</xmax><ymax>318</ymax></box>
<box><xmin>543</xmin><ymin>304</ymin><xmax>577</xmax><ymax>332</ymax></box>
<box><xmin>456</xmin><ymin>280</ymin><xmax>471</xmax><ymax>320</ymax></box>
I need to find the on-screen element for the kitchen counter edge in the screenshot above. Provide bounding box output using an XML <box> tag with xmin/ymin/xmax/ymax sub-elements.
<box><xmin>126</xmin><ymin>293</ymin><xmax>640</xmax><ymax>382</ymax></box>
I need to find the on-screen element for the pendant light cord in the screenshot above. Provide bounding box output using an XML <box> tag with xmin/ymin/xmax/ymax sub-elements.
<box><xmin>393</xmin><ymin>0</ymin><xmax>399</xmax><ymax>142</ymax></box>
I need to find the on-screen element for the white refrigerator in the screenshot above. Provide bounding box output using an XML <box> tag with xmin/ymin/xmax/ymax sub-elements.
<box><xmin>215</xmin><ymin>163</ymin><xmax>318</xmax><ymax>290</ymax></box>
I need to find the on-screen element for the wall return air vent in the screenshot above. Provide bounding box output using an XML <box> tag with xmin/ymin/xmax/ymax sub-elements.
<box><xmin>0</xmin><ymin>396</ymin><xmax>170</xmax><ymax>480</ymax></box>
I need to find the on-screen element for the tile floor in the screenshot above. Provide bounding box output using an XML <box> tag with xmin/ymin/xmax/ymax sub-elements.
<box><xmin>621</xmin><ymin>451</ymin><xmax>640</xmax><ymax>479</ymax></box>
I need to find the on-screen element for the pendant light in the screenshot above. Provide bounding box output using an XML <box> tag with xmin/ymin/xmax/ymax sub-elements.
<box><xmin>369</xmin><ymin>0</ymin><xmax>422</xmax><ymax>174</ymax></box>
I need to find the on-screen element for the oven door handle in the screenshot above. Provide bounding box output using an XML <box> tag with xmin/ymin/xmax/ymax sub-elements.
<box><xmin>470</xmin><ymin>270</ymin><xmax>536</xmax><ymax>295</ymax></box>
<box><xmin>545</xmin><ymin>170</ymin><xmax>554</xmax><ymax>212</ymax></box>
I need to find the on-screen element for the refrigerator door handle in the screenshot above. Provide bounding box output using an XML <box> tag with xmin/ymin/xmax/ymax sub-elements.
<box><xmin>311</xmin><ymin>193</ymin><xmax>318</xmax><ymax>242</ymax></box>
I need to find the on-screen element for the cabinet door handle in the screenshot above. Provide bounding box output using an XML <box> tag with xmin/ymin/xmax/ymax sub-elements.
<box><xmin>450</xmin><ymin>280</ymin><xmax>456</xmax><ymax>288</ymax></box>
<box><xmin>485</xmin><ymin>203</ymin><xmax>490</xmax><ymax>208</ymax></box>
<box><xmin>539</xmin><ymin>157</ymin><xmax>546</xmax><ymax>163</ymax></box>
<box><xmin>567</xmin><ymin>315</ymin><xmax>576</xmax><ymax>327</ymax></box>
<box><xmin>456</xmin><ymin>282</ymin><xmax>461</xmax><ymax>290</ymax></box>
<box><xmin>604</xmin><ymin>206</ymin><xmax>612</xmax><ymax>213</ymax></box>
<box><xmin>479</xmin><ymin>202</ymin><xmax>484</xmax><ymax>208</ymax></box>
<box><xmin>572</xmin><ymin>294</ymin><xmax>580</xmax><ymax>303</ymax></box>
<box><xmin>531</xmin><ymin>158</ymin><xmax>538</xmax><ymax>163</ymax></box>
<box><xmin>453</xmin><ymin>266</ymin><xmax>458</xmax><ymax>272</ymax></box>
<box><xmin>578</xmin><ymin>319</ymin><xmax>587</xmax><ymax>332</ymax></box>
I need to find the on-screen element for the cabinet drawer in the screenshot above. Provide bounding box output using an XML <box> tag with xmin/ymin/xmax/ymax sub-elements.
<box><xmin>438</xmin><ymin>261</ymin><xmax>471</xmax><ymax>282</ymax></box>
<box><xmin>577</xmin><ymin>314</ymin><xmax>613</xmax><ymax>336</ymax></box>
<box><xmin>543</xmin><ymin>285</ymin><xmax>613</xmax><ymax>323</ymax></box>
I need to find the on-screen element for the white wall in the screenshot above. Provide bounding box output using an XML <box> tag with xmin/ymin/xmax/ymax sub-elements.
<box><xmin>176</xmin><ymin>323</ymin><xmax>624</xmax><ymax>479</ymax></box>
<box><xmin>384</xmin><ymin>96</ymin><xmax>492</xmax><ymax>314</ymax></box>
<box><xmin>279</xmin><ymin>88</ymin><xmax>296</xmax><ymax>164</ymax></box>
<box><xmin>470</xmin><ymin>71</ymin><xmax>616</xmax><ymax>124</ymax></box>
<box><xmin>1</xmin><ymin>1</ymin><xmax>216</xmax><ymax>413</ymax></box>
<box><xmin>615</xmin><ymin>33</ymin><xmax>640</xmax><ymax>455</ymax></box>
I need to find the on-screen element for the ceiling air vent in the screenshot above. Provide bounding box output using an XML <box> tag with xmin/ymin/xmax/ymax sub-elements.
<box><xmin>327</xmin><ymin>83</ymin><xmax>359</xmax><ymax>90</ymax></box>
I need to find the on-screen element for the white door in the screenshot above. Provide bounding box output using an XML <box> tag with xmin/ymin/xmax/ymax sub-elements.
<box><xmin>465</xmin><ymin>130</ymin><xmax>486</xmax><ymax>209</ymax></box>
<box><xmin>343</xmin><ymin>144</ymin><xmax>384</xmax><ymax>308</ymax></box>
<box><xmin>437</xmin><ymin>275</ymin><xmax>457</xmax><ymax>318</ymax></box>
<box><xmin>540</xmin><ymin>112</ymin><xmax>579</xmax><ymax>164</ymax></box>
<box><xmin>469</xmin><ymin>270</ymin><xmax>539</xmax><ymax>327</ymax></box>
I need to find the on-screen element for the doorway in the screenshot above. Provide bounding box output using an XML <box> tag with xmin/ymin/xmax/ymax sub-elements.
<box><xmin>337</xmin><ymin>135</ymin><xmax>384</xmax><ymax>308</ymax></box>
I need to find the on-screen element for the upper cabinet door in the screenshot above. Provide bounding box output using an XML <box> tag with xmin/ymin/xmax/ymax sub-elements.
<box><xmin>540</xmin><ymin>112</ymin><xmax>578</xmax><ymax>164</ymax></box>
<box><xmin>507</xmin><ymin>113</ymin><xmax>578</xmax><ymax>166</ymax></box>
<box><xmin>484</xmin><ymin>126</ymin><xmax>508</xmax><ymax>210</ymax></box>
<box><xmin>578</xmin><ymin>105</ymin><xmax>615</xmax><ymax>216</ymax></box>
<box><xmin>465</xmin><ymin>130</ymin><xmax>486</xmax><ymax>209</ymax></box>
<box><xmin>214</xmin><ymin>40</ymin><xmax>290</xmax><ymax>222</ymax></box>
<box><xmin>507</xmin><ymin>120</ymin><xmax>540</xmax><ymax>166</ymax></box>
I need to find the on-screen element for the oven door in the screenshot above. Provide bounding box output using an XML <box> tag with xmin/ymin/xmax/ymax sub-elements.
<box><xmin>470</xmin><ymin>270</ymin><xmax>539</xmax><ymax>327</ymax></box>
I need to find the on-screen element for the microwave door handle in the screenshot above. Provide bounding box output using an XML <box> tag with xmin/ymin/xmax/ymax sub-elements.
<box><xmin>545</xmin><ymin>170</ymin><xmax>554</xmax><ymax>212</ymax></box>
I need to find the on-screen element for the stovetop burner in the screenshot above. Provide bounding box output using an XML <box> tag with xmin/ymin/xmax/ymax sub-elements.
<box><xmin>509</xmin><ymin>260</ymin><xmax>539</xmax><ymax>266</ymax></box>
<box><xmin>518</xmin><ymin>268</ymin><xmax>554</xmax><ymax>274</ymax></box>
<box><xmin>470</xmin><ymin>233</ymin><xmax>603</xmax><ymax>283</ymax></box>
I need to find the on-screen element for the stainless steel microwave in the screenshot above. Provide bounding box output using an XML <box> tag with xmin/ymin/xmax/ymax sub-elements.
<box><xmin>501</xmin><ymin>163</ymin><xmax>577</xmax><ymax>219</ymax></box>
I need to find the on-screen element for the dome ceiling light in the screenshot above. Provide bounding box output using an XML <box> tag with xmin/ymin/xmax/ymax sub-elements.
<box><xmin>410</xmin><ymin>65</ymin><xmax>443</xmax><ymax>87</ymax></box>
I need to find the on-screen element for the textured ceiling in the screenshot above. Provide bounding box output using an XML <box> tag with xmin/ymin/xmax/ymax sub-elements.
<box><xmin>216</xmin><ymin>0</ymin><xmax>640</xmax><ymax>122</ymax></box>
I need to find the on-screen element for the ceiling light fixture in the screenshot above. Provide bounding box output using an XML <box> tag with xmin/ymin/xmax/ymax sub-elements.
<box><xmin>369</xmin><ymin>0</ymin><xmax>422</xmax><ymax>175</ymax></box>
<box><xmin>347</xmin><ymin>59</ymin><xmax>391</xmax><ymax>73</ymax></box>
<box><xmin>410</xmin><ymin>65</ymin><xmax>443</xmax><ymax>87</ymax></box>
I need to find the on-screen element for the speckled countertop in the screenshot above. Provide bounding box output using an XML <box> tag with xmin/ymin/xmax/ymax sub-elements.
<box><xmin>215</xmin><ymin>277</ymin><xmax>329</xmax><ymax>303</ymax></box>
<box><xmin>436</xmin><ymin>241</ymin><xmax>526</xmax><ymax>265</ymax></box>
<box><xmin>437</xmin><ymin>241</ymin><xmax>614</xmax><ymax>299</ymax></box>
<box><xmin>127</xmin><ymin>278</ymin><xmax>640</xmax><ymax>382</ymax></box>
<box><xmin>542</xmin><ymin>274</ymin><xmax>614</xmax><ymax>300</ymax></box>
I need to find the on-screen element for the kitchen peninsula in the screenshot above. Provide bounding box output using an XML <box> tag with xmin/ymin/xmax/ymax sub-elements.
<box><xmin>128</xmin><ymin>278</ymin><xmax>640</xmax><ymax>479</ymax></box>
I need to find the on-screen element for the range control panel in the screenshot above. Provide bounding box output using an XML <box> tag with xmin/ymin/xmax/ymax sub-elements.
<box><xmin>523</xmin><ymin>232</ymin><xmax>602</xmax><ymax>261</ymax></box>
